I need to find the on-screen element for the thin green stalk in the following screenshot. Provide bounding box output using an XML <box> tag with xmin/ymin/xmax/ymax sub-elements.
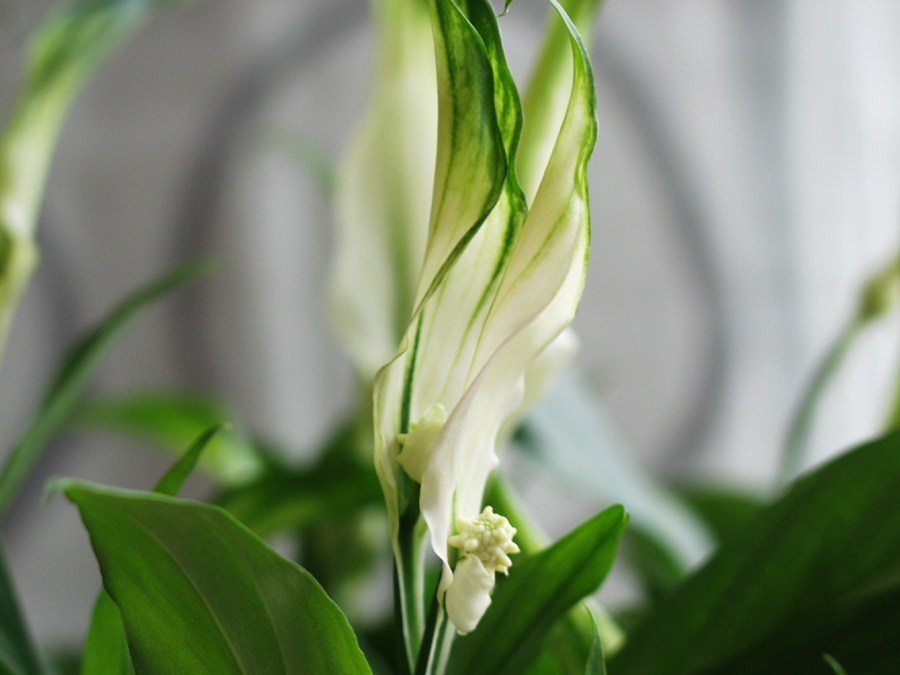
<box><xmin>780</xmin><ymin>253</ymin><xmax>900</xmax><ymax>483</ymax></box>
<box><xmin>414</xmin><ymin>592</ymin><xmax>441</xmax><ymax>675</ymax></box>
<box><xmin>396</xmin><ymin>505</ymin><xmax>427</xmax><ymax>672</ymax></box>
<box><xmin>779</xmin><ymin>317</ymin><xmax>863</xmax><ymax>484</ymax></box>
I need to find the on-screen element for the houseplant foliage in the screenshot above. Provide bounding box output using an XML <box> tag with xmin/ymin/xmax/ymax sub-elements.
<box><xmin>0</xmin><ymin>0</ymin><xmax>898</xmax><ymax>674</ymax></box>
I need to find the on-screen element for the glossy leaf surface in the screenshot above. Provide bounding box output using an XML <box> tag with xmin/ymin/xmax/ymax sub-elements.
<box><xmin>63</xmin><ymin>482</ymin><xmax>372</xmax><ymax>674</ymax></box>
<box><xmin>447</xmin><ymin>504</ymin><xmax>627</xmax><ymax>675</ymax></box>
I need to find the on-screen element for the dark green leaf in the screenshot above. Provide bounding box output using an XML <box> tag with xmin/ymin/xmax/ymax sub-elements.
<box><xmin>217</xmin><ymin>458</ymin><xmax>382</xmax><ymax>538</ymax></box>
<box><xmin>0</xmin><ymin>539</ymin><xmax>42</xmax><ymax>675</ymax></box>
<box><xmin>80</xmin><ymin>591</ymin><xmax>132</xmax><ymax>675</ymax></box>
<box><xmin>703</xmin><ymin>582</ymin><xmax>900</xmax><ymax>674</ymax></box>
<box><xmin>62</xmin><ymin>481</ymin><xmax>372</xmax><ymax>674</ymax></box>
<box><xmin>73</xmin><ymin>391</ymin><xmax>261</xmax><ymax>485</ymax></box>
<box><xmin>678</xmin><ymin>484</ymin><xmax>764</xmax><ymax>545</ymax></box>
<box><xmin>611</xmin><ymin>429</ymin><xmax>900</xmax><ymax>675</ymax></box>
<box><xmin>447</xmin><ymin>504</ymin><xmax>628</xmax><ymax>675</ymax></box>
<box><xmin>585</xmin><ymin>609</ymin><xmax>606</xmax><ymax>675</ymax></box>
<box><xmin>0</xmin><ymin>260</ymin><xmax>212</xmax><ymax>518</ymax></box>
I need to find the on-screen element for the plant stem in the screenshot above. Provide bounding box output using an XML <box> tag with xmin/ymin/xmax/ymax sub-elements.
<box><xmin>396</xmin><ymin>505</ymin><xmax>427</xmax><ymax>672</ymax></box>
<box><xmin>414</xmin><ymin>592</ymin><xmax>441</xmax><ymax>675</ymax></box>
<box><xmin>779</xmin><ymin>317</ymin><xmax>862</xmax><ymax>484</ymax></box>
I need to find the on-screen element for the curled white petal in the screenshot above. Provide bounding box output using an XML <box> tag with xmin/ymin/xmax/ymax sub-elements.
<box><xmin>444</xmin><ymin>555</ymin><xmax>494</xmax><ymax>635</ymax></box>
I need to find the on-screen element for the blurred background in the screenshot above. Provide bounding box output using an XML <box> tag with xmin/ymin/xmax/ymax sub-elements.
<box><xmin>1</xmin><ymin>0</ymin><xmax>898</xmax><ymax>648</ymax></box>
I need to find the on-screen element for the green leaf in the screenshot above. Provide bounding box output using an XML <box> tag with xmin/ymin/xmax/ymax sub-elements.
<box><xmin>72</xmin><ymin>391</ymin><xmax>261</xmax><ymax>486</ymax></box>
<box><xmin>585</xmin><ymin>609</ymin><xmax>606</xmax><ymax>675</ymax></box>
<box><xmin>152</xmin><ymin>423</ymin><xmax>224</xmax><ymax>497</ymax></box>
<box><xmin>0</xmin><ymin>539</ymin><xmax>42</xmax><ymax>675</ymax></box>
<box><xmin>446</xmin><ymin>504</ymin><xmax>628</xmax><ymax>675</ymax></box>
<box><xmin>701</xmin><ymin>582</ymin><xmax>900</xmax><ymax>674</ymax></box>
<box><xmin>611</xmin><ymin>429</ymin><xmax>900</xmax><ymax>675</ymax></box>
<box><xmin>0</xmin><ymin>0</ymin><xmax>197</xmax><ymax>362</ymax></box>
<box><xmin>80</xmin><ymin>423</ymin><xmax>224</xmax><ymax>675</ymax></box>
<box><xmin>217</xmin><ymin>457</ymin><xmax>383</xmax><ymax>538</ymax></box>
<box><xmin>0</xmin><ymin>260</ymin><xmax>212</xmax><ymax>518</ymax></box>
<box><xmin>80</xmin><ymin>591</ymin><xmax>132</xmax><ymax>675</ymax></box>
<box><xmin>62</xmin><ymin>481</ymin><xmax>372</xmax><ymax>674</ymax></box>
<box><xmin>677</xmin><ymin>484</ymin><xmax>764</xmax><ymax>545</ymax></box>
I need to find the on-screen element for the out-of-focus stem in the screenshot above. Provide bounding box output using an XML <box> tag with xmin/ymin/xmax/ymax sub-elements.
<box><xmin>779</xmin><ymin>317</ymin><xmax>863</xmax><ymax>483</ymax></box>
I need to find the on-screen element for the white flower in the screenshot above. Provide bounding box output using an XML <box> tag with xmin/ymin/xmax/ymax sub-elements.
<box><xmin>369</xmin><ymin>0</ymin><xmax>597</xmax><ymax>635</ymax></box>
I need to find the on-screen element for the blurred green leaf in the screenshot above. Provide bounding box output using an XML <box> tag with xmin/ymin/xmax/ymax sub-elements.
<box><xmin>217</xmin><ymin>457</ymin><xmax>382</xmax><ymax>538</ymax></box>
<box><xmin>823</xmin><ymin>653</ymin><xmax>849</xmax><ymax>675</ymax></box>
<box><xmin>0</xmin><ymin>539</ymin><xmax>42</xmax><ymax>675</ymax></box>
<box><xmin>519</xmin><ymin>371</ymin><xmax>713</xmax><ymax>572</ymax></box>
<box><xmin>0</xmin><ymin>0</ymin><xmax>198</xmax><ymax>362</ymax></box>
<box><xmin>0</xmin><ymin>260</ymin><xmax>212</xmax><ymax>518</ymax></box>
<box><xmin>446</xmin><ymin>504</ymin><xmax>628</xmax><ymax>675</ymax></box>
<box><xmin>73</xmin><ymin>392</ymin><xmax>261</xmax><ymax>485</ymax></box>
<box><xmin>80</xmin><ymin>591</ymin><xmax>131</xmax><ymax>675</ymax></box>
<box><xmin>702</xmin><ymin>582</ymin><xmax>900</xmax><ymax>674</ymax></box>
<box><xmin>62</xmin><ymin>481</ymin><xmax>372</xmax><ymax>674</ymax></box>
<box><xmin>678</xmin><ymin>484</ymin><xmax>764</xmax><ymax>546</ymax></box>
<box><xmin>611</xmin><ymin>429</ymin><xmax>900</xmax><ymax>674</ymax></box>
<box><xmin>585</xmin><ymin>609</ymin><xmax>606</xmax><ymax>675</ymax></box>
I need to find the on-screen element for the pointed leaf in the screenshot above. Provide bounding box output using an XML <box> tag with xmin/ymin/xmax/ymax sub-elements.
<box><xmin>611</xmin><ymin>429</ymin><xmax>900</xmax><ymax>675</ymax></box>
<box><xmin>0</xmin><ymin>260</ymin><xmax>212</xmax><ymax>518</ymax></box>
<box><xmin>62</xmin><ymin>481</ymin><xmax>371</xmax><ymax>674</ymax></box>
<box><xmin>151</xmin><ymin>423</ymin><xmax>225</xmax><ymax>497</ymax></box>
<box><xmin>81</xmin><ymin>423</ymin><xmax>226</xmax><ymax>675</ymax></box>
<box><xmin>446</xmin><ymin>504</ymin><xmax>628</xmax><ymax>675</ymax></box>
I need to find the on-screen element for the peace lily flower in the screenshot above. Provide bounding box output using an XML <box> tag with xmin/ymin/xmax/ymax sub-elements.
<box><xmin>367</xmin><ymin>0</ymin><xmax>598</xmax><ymax>643</ymax></box>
